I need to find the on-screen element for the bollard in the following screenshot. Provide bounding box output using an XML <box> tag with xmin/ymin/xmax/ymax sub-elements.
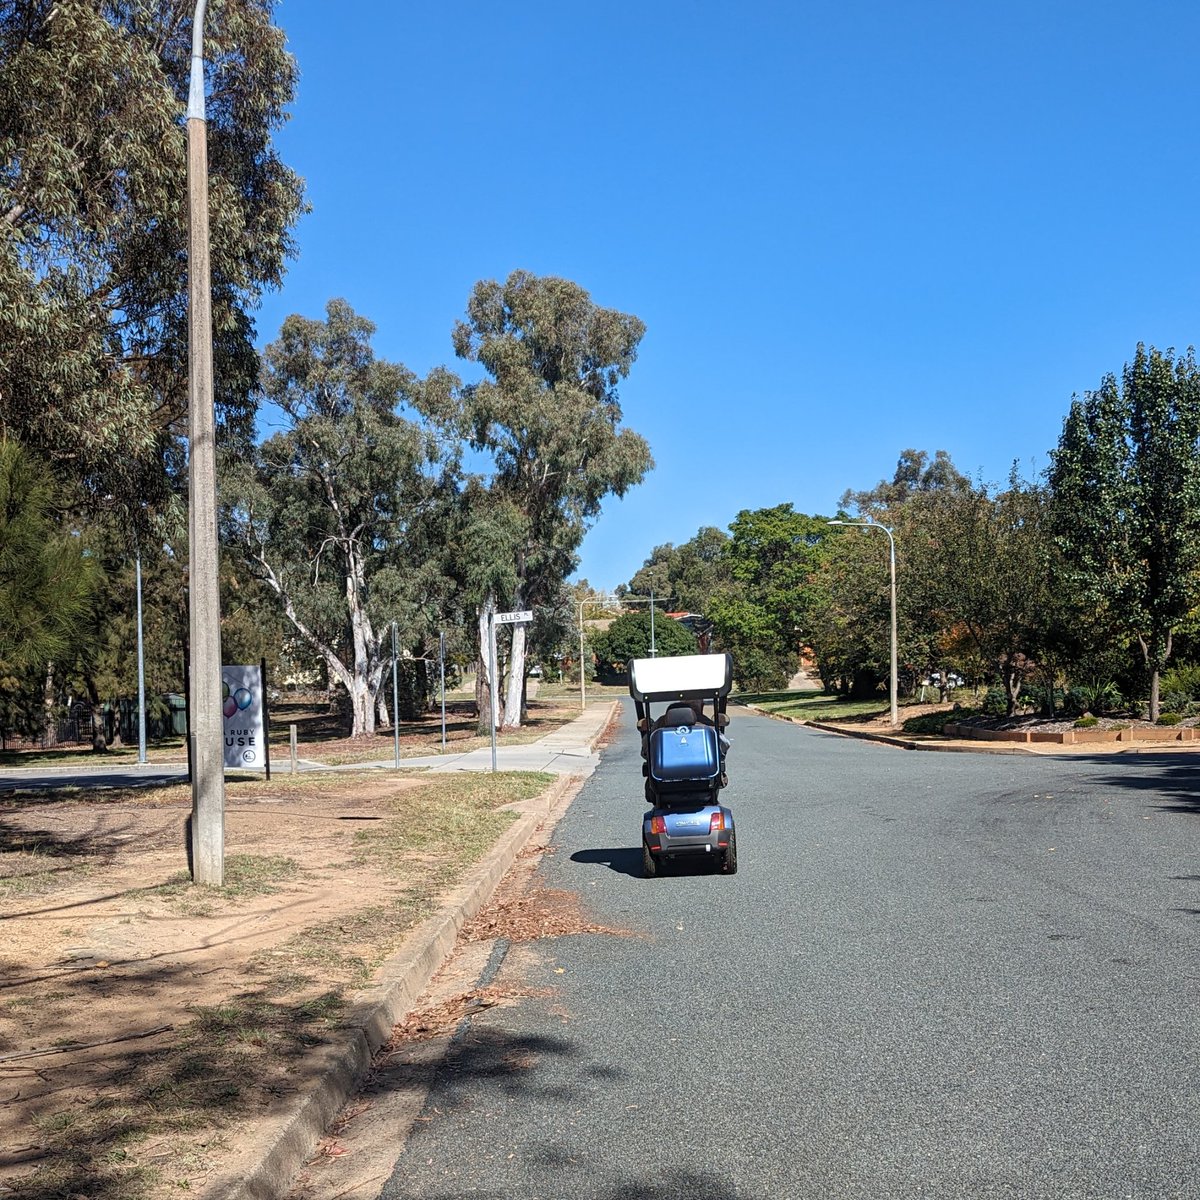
<box><xmin>289</xmin><ymin>723</ymin><xmax>297</xmax><ymax>775</ymax></box>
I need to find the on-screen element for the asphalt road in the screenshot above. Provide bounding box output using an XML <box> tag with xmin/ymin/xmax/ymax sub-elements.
<box><xmin>379</xmin><ymin>703</ymin><xmax>1200</xmax><ymax>1200</ymax></box>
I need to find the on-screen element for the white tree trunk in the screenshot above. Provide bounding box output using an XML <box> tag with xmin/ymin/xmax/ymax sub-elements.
<box><xmin>476</xmin><ymin>594</ymin><xmax>499</xmax><ymax>735</ymax></box>
<box><xmin>502</xmin><ymin>620</ymin><xmax>527</xmax><ymax>730</ymax></box>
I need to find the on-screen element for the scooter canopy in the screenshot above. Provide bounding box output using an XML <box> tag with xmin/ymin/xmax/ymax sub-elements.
<box><xmin>627</xmin><ymin>653</ymin><xmax>733</xmax><ymax>703</ymax></box>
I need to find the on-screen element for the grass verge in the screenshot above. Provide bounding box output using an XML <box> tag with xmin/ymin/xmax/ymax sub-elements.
<box><xmin>735</xmin><ymin>690</ymin><xmax>894</xmax><ymax>722</ymax></box>
<box><xmin>6</xmin><ymin>770</ymin><xmax>556</xmax><ymax>1200</ymax></box>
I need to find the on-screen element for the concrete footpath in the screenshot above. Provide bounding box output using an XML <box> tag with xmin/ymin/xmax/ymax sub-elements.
<box><xmin>355</xmin><ymin>701</ymin><xmax>613</xmax><ymax>775</ymax></box>
<box><xmin>0</xmin><ymin>704</ymin><xmax>615</xmax><ymax>794</ymax></box>
<box><xmin>197</xmin><ymin>700</ymin><xmax>617</xmax><ymax>1200</ymax></box>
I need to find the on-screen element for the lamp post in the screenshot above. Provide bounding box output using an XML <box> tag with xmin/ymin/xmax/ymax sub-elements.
<box><xmin>828</xmin><ymin>519</ymin><xmax>898</xmax><ymax>727</ymax></box>
<box><xmin>577</xmin><ymin>592</ymin><xmax>614</xmax><ymax>711</ymax></box>
<box><xmin>578</xmin><ymin>598</ymin><xmax>588</xmax><ymax>712</ymax></box>
<box><xmin>391</xmin><ymin>620</ymin><xmax>400</xmax><ymax>768</ymax></box>
<box><xmin>186</xmin><ymin>0</ymin><xmax>224</xmax><ymax>885</ymax></box>
<box><xmin>135</xmin><ymin>547</ymin><xmax>147</xmax><ymax>765</ymax></box>
<box><xmin>621</xmin><ymin>593</ymin><xmax>674</xmax><ymax>658</ymax></box>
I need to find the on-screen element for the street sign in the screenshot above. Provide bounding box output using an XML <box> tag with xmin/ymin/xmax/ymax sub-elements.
<box><xmin>493</xmin><ymin>610</ymin><xmax>533</xmax><ymax>625</ymax></box>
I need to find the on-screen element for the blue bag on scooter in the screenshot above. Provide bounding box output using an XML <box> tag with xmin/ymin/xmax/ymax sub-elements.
<box><xmin>648</xmin><ymin>724</ymin><xmax>720</xmax><ymax>786</ymax></box>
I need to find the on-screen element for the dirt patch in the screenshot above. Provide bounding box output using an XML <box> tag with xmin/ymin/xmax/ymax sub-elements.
<box><xmin>0</xmin><ymin>769</ymin><xmax>552</xmax><ymax>1199</ymax></box>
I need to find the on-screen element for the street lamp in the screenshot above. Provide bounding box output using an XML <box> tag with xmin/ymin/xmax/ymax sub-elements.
<box><xmin>577</xmin><ymin>591</ymin><xmax>677</xmax><ymax>711</ymax></box>
<box><xmin>621</xmin><ymin>592</ymin><xmax>675</xmax><ymax>657</ymax></box>
<box><xmin>578</xmin><ymin>593</ymin><xmax>615</xmax><ymax>711</ymax></box>
<box><xmin>828</xmin><ymin>518</ymin><xmax>898</xmax><ymax>727</ymax></box>
<box><xmin>135</xmin><ymin>545</ymin><xmax>147</xmax><ymax>766</ymax></box>
<box><xmin>186</xmin><ymin>0</ymin><xmax>225</xmax><ymax>885</ymax></box>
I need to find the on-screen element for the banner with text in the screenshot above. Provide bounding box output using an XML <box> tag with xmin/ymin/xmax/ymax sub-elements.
<box><xmin>222</xmin><ymin>665</ymin><xmax>266</xmax><ymax>771</ymax></box>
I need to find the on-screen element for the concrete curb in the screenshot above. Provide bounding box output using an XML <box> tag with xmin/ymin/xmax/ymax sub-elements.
<box><xmin>197</xmin><ymin>705</ymin><xmax>619</xmax><ymax>1200</ymax></box>
<box><xmin>801</xmin><ymin>720</ymin><xmax>1037</xmax><ymax>754</ymax></box>
<box><xmin>758</xmin><ymin>709</ymin><xmax>1190</xmax><ymax>758</ymax></box>
<box><xmin>740</xmin><ymin>703</ymin><xmax>1042</xmax><ymax>755</ymax></box>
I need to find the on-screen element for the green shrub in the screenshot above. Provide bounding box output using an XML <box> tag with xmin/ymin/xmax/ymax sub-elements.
<box><xmin>1159</xmin><ymin>662</ymin><xmax>1200</xmax><ymax>701</ymax></box>
<box><xmin>1064</xmin><ymin>681</ymin><xmax>1123</xmax><ymax>718</ymax></box>
<box><xmin>902</xmin><ymin>711</ymin><xmax>957</xmax><ymax>735</ymax></box>
<box><xmin>1157</xmin><ymin>711</ymin><xmax>1183</xmax><ymax>726</ymax></box>
<box><xmin>981</xmin><ymin>687</ymin><xmax>1008</xmax><ymax>716</ymax></box>
<box><xmin>1074</xmin><ymin>715</ymin><xmax>1099</xmax><ymax>728</ymax></box>
<box><xmin>1159</xmin><ymin>690</ymin><xmax>1191</xmax><ymax>715</ymax></box>
<box><xmin>1019</xmin><ymin>685</ymin><xmax>1065</xmax><ymax>714</ymax></box>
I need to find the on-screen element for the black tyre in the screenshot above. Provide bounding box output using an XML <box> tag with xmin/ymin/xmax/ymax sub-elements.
<box><xmin>642</xmin><ymin>842</ymin><xmax>658</xmax><ymax>878</ymax></box>
<box><xmin>721</xmin><ymin>830</ymin><xmax>738</xmax><ymax>875</ymax></box>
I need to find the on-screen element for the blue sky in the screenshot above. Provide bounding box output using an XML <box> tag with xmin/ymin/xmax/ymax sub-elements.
<box><xmin>254</xmin><ymin>0</ymin><xmax>1200</xmax><ymax>593</ymax></box>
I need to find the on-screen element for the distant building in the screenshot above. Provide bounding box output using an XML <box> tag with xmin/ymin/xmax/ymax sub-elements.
<box><xmin>666</xmin><ymin>612</ymin><xmax>712</xmax><ymax>653</ymax></box>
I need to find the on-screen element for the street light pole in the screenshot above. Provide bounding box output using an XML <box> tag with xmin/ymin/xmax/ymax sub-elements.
<box><xmin>578</xmin><ymin>598</ymin><xmax>587</xmax><ymax>712</ymax></box>
<box><xmin>186</xmin><ymin>0</ymin><xmax>224</xmax><ymax>885</ymax></box>
<box><xmin>828</xmin><ymin>519</ymin><xmax>898</xmax><ymax>727</ymax></box>
<box><xmin>135</xmin><ymin>547</ymin><xmax>147</xmax><ymax>766</ymax></box>
<box><xmin>391</xmin><ymin>620</ymin><xmax>400</xmax><ymax>769</ymax></box>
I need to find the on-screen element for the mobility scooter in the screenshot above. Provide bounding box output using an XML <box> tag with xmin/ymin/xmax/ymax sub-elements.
<box><xmin>628</xmin><ymin>652</ymin><xmax>736</xmax><ymax>878</ymax></box>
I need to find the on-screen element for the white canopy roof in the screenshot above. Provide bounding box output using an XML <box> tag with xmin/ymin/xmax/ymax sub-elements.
<box><xmin>628</xmin><ymin>653</ymin><xmax>733</xmax><ymax>701</ymax></box>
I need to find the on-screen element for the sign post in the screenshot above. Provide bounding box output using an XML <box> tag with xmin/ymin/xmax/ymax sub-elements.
<box><xmin>391</xmin><ymin>620</ymin><xmax>400</xmax><ymax>769</ymax></box>
<box><xmin>489</xmin><ymin>610</ymin><xmax>534</xmax><ymax>773</ymax></box>
<box><xmin>438</xmin><ymin>631</ymin><xmax>447</xmax><ymax>753</ymax></box>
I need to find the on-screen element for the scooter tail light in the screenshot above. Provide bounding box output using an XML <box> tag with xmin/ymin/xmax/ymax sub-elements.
<box><xmin>650</xmin><ymin>815</ymin><xmax>667</xmax><ymax>835</ymax></box>
<box><xmin>709</xmin><ymin>811</ymin><xmax>725</xmax><ymax>833</ymax></box>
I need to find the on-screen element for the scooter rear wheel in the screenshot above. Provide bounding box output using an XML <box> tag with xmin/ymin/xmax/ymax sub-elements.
<box><xmin>721</xmin><ymin>830</ymin><xmax>738</xmax><ymax>875</ymax></box>
<box><xmin>641</xmin><ymin>842</ymin><xmax>657</xmax><ymax>878</ymax></box>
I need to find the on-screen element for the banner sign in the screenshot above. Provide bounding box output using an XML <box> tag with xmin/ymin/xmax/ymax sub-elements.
<box><xmin>222</xmin><ymin>664</ymin><xmax>266</xmax><ymax>770</ymax></box>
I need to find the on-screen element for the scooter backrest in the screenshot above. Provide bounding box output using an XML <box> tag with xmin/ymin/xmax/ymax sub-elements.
<box><xmin>661</xmin><ymin>703</ymin><xmax>697</xmax><ymax>727</ymax></box>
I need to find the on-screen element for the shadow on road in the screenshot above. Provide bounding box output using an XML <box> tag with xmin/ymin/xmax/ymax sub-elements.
<box><xmin>404</xmin><ymin>1172</ymin><xmax>739</xmax><ymax>1199</ymax></box>
<box><xmin>1070</xmin><ymin>753</ymin><xmax>1200</xmax><ymax>815</ymax></box>
<box><xmin>569</xmin><ymin>846</ymin><xmax>643</xmax><ymax>877</ymax></box>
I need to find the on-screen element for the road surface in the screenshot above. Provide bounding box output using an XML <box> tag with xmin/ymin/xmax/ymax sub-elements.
<box><xmin>376</xmin><ymin>703</ymin><xmax>1200</xmax><ymax>1199</ymax></box>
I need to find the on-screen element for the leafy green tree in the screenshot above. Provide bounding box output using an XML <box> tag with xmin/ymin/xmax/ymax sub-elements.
<box><xmin>807</xmin><ymin>529</ymin><xmax>892</xmax><ymax>696</ymax></box>
<box><xmin>0</xmin><ymin>440</ymin><xmax>97</xmax><ymax>675</ymax></box>
<box><xmin>841</xmin><ymin>448</ymin><xmax>971</xmax><ymax>515</ymax></box>
<box><xmin>1048</xmin><ymin>345</ymin><xmax>1200</xmax><ymax>720</ymax></box>
<box><xmin>590</xmin><ymin>610</ymin><xmax>697</xmax><ymax>676</ymax></box>
<box><xmin>453</xmin><ymin>271</ymin><xmax>652</xmax><ymax>730</ymax></box>
<box><xmin>707</xmin><ymin>504</ymin><xmax>830</xmax><ymax>690</ymax></box>
<box><xmin>222</xmin><ymin>301</ymin><xmax>461</xmax><ymax>737</ymax></box>
<box><xmin>0</xmin><ymin>0</ymin><xmax>304</xmax><ymax>504</ymax></box>
<box><xmin>807</xmin><ymin>451</ymin><xmax>974</xmax><ymax>698</ymax></box>
<box><xmin>916</xmin><ymin>474</ymin><xmax>1068</xmax><ymax>714</ymax></box>
<box><xmin>625</xmin><ymin>526</ymin><xmax>731</xmax><ymax>613</ymax></box>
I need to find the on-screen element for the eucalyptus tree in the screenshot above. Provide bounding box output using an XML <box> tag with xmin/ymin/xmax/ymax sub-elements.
<box><xmin>222</xmin><ymin>301</ymin><xmax>461</xmax><ymax>738</ymax></box>
<box><xmin>1049</xmin><ymin>345</ymin><xmax>1200</xmax><ymax>720</ymax></box>
<box><xmin>0</xmin><ymin>440</ymin><xmax>97</xmax><ymax>675</ymax></box>
<box><xmin>590</xmin><ymin>609</ymin><xmax>697</xmax><ymax>677</ymax></box>
<box><xmin>841</xmin><ymin>448</ymin><xmax>971</xmax><ymax>516</ymax></box>
<box><xmin>916</xmin><ymin>474</ymin><xmax>1067</xmax><ymax>714</ymax></box>
<box><xmin>625</xmin><ymin>526</ymin><xmax>731</xmax><ymax>614</ymax></box>
<box><xmin>0</xmin><ymin>0</ymin><xmax>303</xmax><ymax>504</ymax></box>
<box><xmin>453</xmin><ymin>271</ymin><xmax>652</xmax><ymax>729</ymax></box>
<box><xmin>706</xmin><ymin>504</ymin><xmax>830</xmax><ymax>690</ymax></box>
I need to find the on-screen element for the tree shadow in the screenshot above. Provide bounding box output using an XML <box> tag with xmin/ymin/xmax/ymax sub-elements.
<box><xmin>1069</xmin><ymin>753</ymin><xmax>1200</xmax><ymax>815</ymax></box>
<box><xmin>384</xmin><ymin>1011</ymin><xmax>739</xmax><ymax>1199</ymax></box>
<box><xmin>570</xmin><ymin>846</ymin><xmax>643</xmax><ymax>877</ymax></box>
<box><xmin>0</xmin><ymin>964</ymin><xmax>354</xmax><ymax>1198</ymax></box>
<box><xmin>394</xmin><ymin>1169</ymin><xmax>738</xmax><ymax>1199</ymax></box>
